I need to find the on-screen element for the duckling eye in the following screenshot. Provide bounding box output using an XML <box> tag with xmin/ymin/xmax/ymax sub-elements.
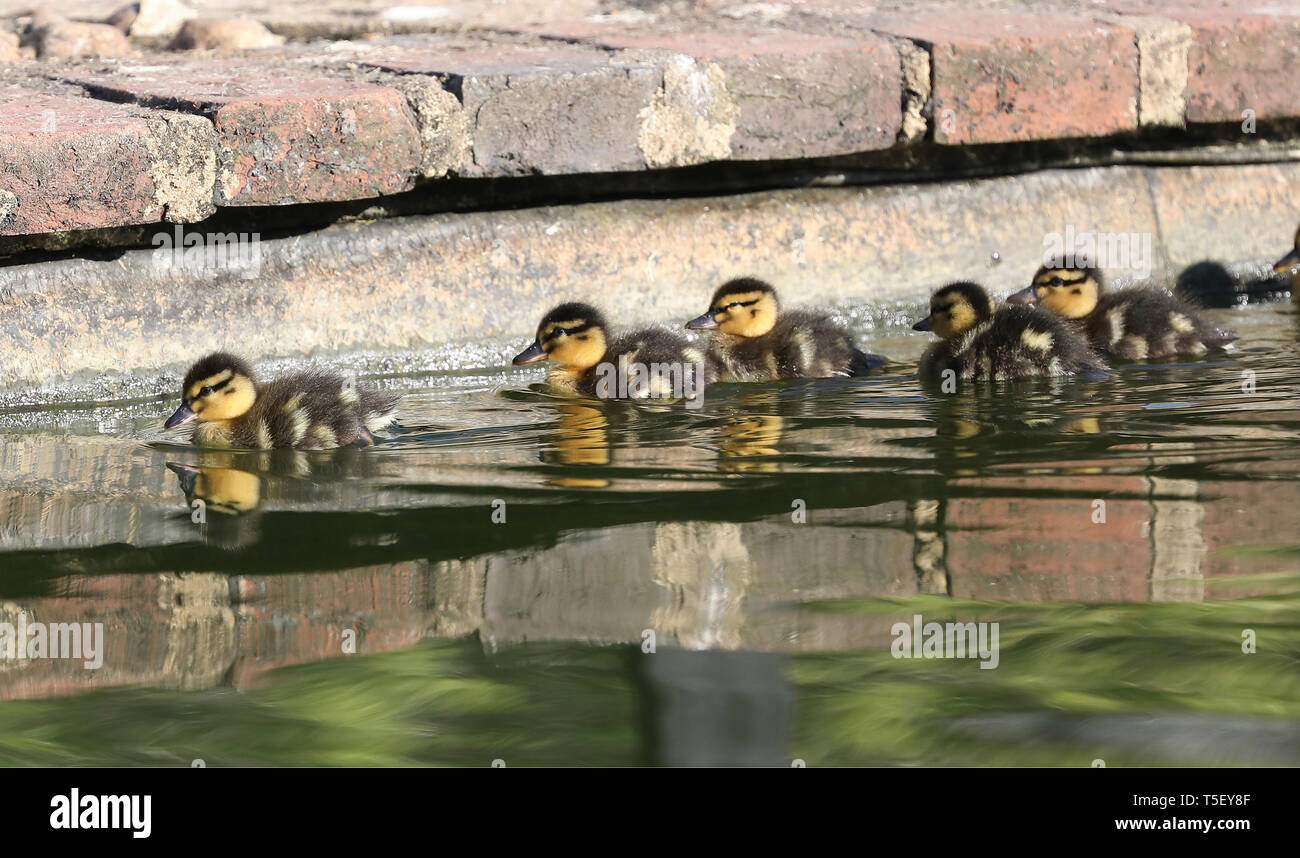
<box><xmin>1049</xmin><ymin>277</ymin><xmax>1064</xmax><ymax>287</ymax></box>
<box><xmin>199</xmin><ymin>385</ymin><xmax>214</xmax><ymax>396</ymax></box>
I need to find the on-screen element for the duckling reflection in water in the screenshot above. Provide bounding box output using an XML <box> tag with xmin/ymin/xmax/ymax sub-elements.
<box><xmin>1007</xmin><ymin>264</ymin><xmax>1238</xmax><ymax>359</ymax></box>
<box><xmin>514</xmin><ymin>302</ymin><xmax>713</xmax><ymax>405</ymax></box>
<box><xmin>717</xmin><ymin>413</ymin><xmax>785</xmax><ymax>473</ymax></box>
<box><xmin>168</xmin><ymin>462</ymin><xmax>261</xmax><ymax>515</ymax></box>
<box><xmin>685</xmin><ymin>277</ymin><xmax>887</xmax><ymax>381</ymax></box>
<box><xmin>543</xmin><ymin>403</ymin><xmax>612</xmax><ymax>488</ymax></box>
<box><xmin>166</xmin><ymin>445</ymin><xmax>381</xmax><ymax>548</ymax></box>
<box><xmin>914</xmin><ymin>281</ymin><xmax>1107</xmax><ymax>384</ymax></box>
<box><xmin>168</xmin><ymin>461</ymin><xmax>264</xmax><ymax>551</ymax></box>
<box><xmin>164</xmin><ymin>352</ymin><xmax>401</xmax><ymax>449</ymax></box>
<box><xmin>923</xmin><ymin>386</ymin><xmax>1107</xmax><ymax>481</ymax></box>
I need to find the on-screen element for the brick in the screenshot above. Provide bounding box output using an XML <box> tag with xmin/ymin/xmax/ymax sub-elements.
<box><xmin>534</xmin><ymin>25</ymin><xmax>903</xmax><ymax>160</ymax></box>
<box><xmin>871</xmin><ymin>12</ymin><xmax>1139</xmax><ymax>145</ymax></box>
<box><xmin>0</xmin><ymin>87</ymin><xmax>205</xmax><ymax>235</ymax></box>
<box><xmin>363</xmin><ymin>44</ymin><xmax>659</xmax><ymax>176</ymax></box>
<box><xmin>1114</xmin><ymin>1</ymin><xmax>1300</xmax><ymax>123</ymax></box>
<box><xmin>68</xmin><ymin>64</ymin><xmax>423</xmax><ymax>206</ymax></box>
<box><xmin>1096</xmin><ymin>12</ymin><xmax>1191</xmax><ymax>127</ymax></box>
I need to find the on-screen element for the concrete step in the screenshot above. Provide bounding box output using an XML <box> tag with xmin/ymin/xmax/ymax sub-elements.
<box><xmin>0</xmin><ymin>158</ymin><xmax>1293</xmax><ymax>399</ymax></box>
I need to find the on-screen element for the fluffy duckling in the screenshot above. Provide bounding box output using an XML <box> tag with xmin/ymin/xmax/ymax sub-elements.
<box><xmin>163</xmin><ymin>352</ymin><xmax>400</xmax><ymax>449</ymax></box>
<box><xmin>1006</xmin><ymin>264</ymin><xmax>1237</xmax><ymax>359</ymax></box>
<box><xmin>513</xmin><ymin>302</ymin><xmax>712</xmax><ymax>401</ymax></box>
<box><xmin>1273</xmin><ymin>224</ymin><xmax>1300</xmax><ymax>291</ymax></box>
<box><xmin>914</xmin><ymin>282</ymin><xmax>1106</xmax><ymax>381</ymax></box>
<box><xmin>684</xmin><ymin>277</ymin><xmax>886</xmax><ymax>381</ymax></box>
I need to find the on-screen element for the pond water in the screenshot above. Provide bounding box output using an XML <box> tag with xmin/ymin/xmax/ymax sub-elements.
<box><xmin>1</xmin><ymin>297</ymin><xmax>1297</xmax><ymax>766</ymax></box>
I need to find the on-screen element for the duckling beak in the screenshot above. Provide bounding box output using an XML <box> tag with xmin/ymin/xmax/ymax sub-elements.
<box><xmin>1005</xmin><ymin>285</ymin><xmax>1040</xmax><ymax>305</ymax></box>
<box><xmin>685</xmin><ymin>311</ymin><xmax>720</xmax><ymax>330</ymax></box>
<box><xmin>512</xmin><ymin>341</ymin><xmax>546</xmax><ymax>365</ymax></box>
<box><xmin>911</xmin><ymin>316</ymin><xmax>932</xmax><ymax>332</ymax></box>
<box><xmin>1272</xmin><ymin>248</ymin><xmax>1300</xmax><ymax>274</ymax></box>
<box><xmin>164</xmin><ymin>402</ymin><xmax>197</xmax><ymax>429</ymax></box>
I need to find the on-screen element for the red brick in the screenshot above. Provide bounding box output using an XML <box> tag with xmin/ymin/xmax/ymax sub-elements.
<box><xmin>871</xmin><ymin>11</ymin><xmax>1139</xmax><ymax>145</ymax></box>
<box><xmin>1117</xmin><ymin>1</ymin><xmax>1300</xmax><ymax>123</ymax></box>
<box><xmin>532</xmin><ymin>25</ymin><xmax>903</xmax><ymax>159</ymax></box>
<box><xmin>0</xmin><ymin>87</ymin><xmax>161</xmax><ymax>235</ymax></box>
<box><xmin>67</xmin><ymin>64</ymin><xmax>423</xmax><ymax>205</ymax></box>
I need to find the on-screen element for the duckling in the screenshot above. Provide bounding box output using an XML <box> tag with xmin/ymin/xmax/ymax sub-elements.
<box><xmin>914</xmin><ymin>281</ymin><xmax>1106</xmax><ymax>381</ymax></box>
<box><xmin>1272</xmin><ymin>224</ymin><xmax>1300</xmax><ymax>292</ymax></box>
<box><xmin>163</xmin><ymin>352</ymin><xmax>400</xmax><ymax>449</ymax></box>
<box><xmin>1006</xmin><ymin>264</ymin><xmax>1237</xmax><ymax>359</ymax></box>
<box><xmin>685</xmin><ymin>277</ymin><xmax>886</xmax><ymax>381</ymax></box>
<box><xmin>513</xmin><ymin>302</ymin><xmax>713</xmax><ymax>402</ymax></box>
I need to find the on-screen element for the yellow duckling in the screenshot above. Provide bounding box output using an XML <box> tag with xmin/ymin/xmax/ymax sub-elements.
<box><xmin>513</xmin><ymin>302</ymin><xmax>714</xmax><ymax>401</ymax></box>
<box><xmin>685</xmin><ymin>277</ymin><xmax>886</xmax><ymax>381</ymax></box>
<box><xmin>914</xmin><ymin>281</ymin><xmax>1107</xmax><ymax>381</ymax></box>
<box><xmin>1006</xmin><ymin>264</ymin><xmax>1237</xmax><ymax>359</ymax></box>
<box><xmin>1272</xmin><ymin>224</ymin><xmax>1300</xmax><ymax>293</ymax></box>
<box><xmin>163</xmin><ymin>352</ymin><xmax>400</xmax><ymax>449</ymax></box>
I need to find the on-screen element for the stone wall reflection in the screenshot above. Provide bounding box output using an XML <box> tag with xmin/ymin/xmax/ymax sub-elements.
<box><xmin>2</xmin><ymin>477</ymin><xmax>1295</xmax><ymax>701</ymax></box>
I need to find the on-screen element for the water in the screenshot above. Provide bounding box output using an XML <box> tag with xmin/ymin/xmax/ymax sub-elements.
<box><xmin>1</xmin><ymin>299</ymin><xmax>1298</xmax><ymax>766</ymax></box>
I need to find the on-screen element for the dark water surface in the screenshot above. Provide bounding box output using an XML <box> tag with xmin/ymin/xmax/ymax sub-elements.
<box><xmin>1</xmin><ymin>301</ymin><xmax>1297</xmax><ymax>766</ymax></box>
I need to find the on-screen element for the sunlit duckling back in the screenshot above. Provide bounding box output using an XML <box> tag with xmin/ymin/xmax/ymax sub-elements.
<box><xmin>685</xmin><ymin>277</ymin><xmax>886</xmax><ymax>381</ymax></box>
<box><xmin>513</xmin><ymin>302</ymin><xmax>713</xmax><ymax>402</ymax></box>
<box><xmin>1006</xmin><ymin>264</ymin><xmax>1237</xmax><ymax>359</ymax></box>
<box><xmin>163</xmin><ymin>352</ymin><xmax>400</xmax><ymax>449</ymax></box>
<box><xmin>914</xmin><ymin>281</ymin><xmax>1106</xmax><ymax>382</ymax></box>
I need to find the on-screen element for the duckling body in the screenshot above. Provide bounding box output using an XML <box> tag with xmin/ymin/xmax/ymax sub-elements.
<box><xmin>1272</xmin><ymin>224</ymin><xmax>1300</xmax><ymax>298</ymax></box>
<box><xmin>514</xmin><ymin>303</ymin><xmax>713</xmax><ymax>402</ymax></box>
<box><xmin>164</xmin><ymin>353</ymin><xmax>399</xmax><ymax>449</ymax></box>
<box><xmin>685</xmin><ymin>278</ymin><xmax>886</xmax><ymax>381</ymax></box>
<box><xmin>1008</xmin><ymin>266</ymin><xmax>1237</xmax><ymax>359</ymax></box>
<box><xmin>915</xmin><ymin>282</ymin><xmax>1106</xmax><ymax>382</ymax></box>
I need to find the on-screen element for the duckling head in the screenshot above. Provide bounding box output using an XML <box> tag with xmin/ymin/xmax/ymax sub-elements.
<box><xmin>912</xmin><ymin>282</ymin><xmax>995</xmax><ymax>339</ymax></box>
<box><xmin>164</xmin><ymin>352</ymin><xmax>257</xmax><ymax>429</ymax></box>
<box><xmin>686</xmin><ymin>277</ymin><xmax>780</xmax><ymax>337</ymax></box>
<box><xmin>513</xmin><ymin>302</ymin><xmax>609</xmax><ymax>371</ymax></box>
<box><xmin>1272</xmin><ymin>224</ymin><xmax>1300</xmax><ymax>274</ymax></box>
<box><xmin>1006</xmin><ymin>264</ymin><xmax>1103</xmax><ymax>319</ymax></box>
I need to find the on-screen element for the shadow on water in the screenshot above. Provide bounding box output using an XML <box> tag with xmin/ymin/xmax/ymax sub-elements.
<box><xmin>0</xmin><ymin>301</ymin><xmax>1298</xmax><ymax>764</ymax></box>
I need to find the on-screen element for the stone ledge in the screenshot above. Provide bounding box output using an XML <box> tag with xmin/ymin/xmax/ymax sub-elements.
<box><xmin>0</xmin><ymin>159</ymin><xmax>1293</xmax><ymax>397</ymax></box>
<box><xmin>0</xmin><ymin>84</ymin><xmax>215</xmax><ymax>231</ymax></box>
<box><xmin>67</xmin><ymin>62</ymin><xmax>424</xmax><ymax>205</ymax></box>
